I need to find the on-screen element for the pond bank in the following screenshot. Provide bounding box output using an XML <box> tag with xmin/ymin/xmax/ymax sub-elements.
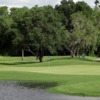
<box><xmin>0</xmin><ymin>81</ymin><xmax>100</xmax><ymax>100</ymax></box>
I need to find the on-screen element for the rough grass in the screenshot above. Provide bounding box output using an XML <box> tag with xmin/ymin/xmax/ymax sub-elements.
<box><xmin>0</xmin><ymin>56</ymin><xmax>100</xmax><ymax>96</ymax></box>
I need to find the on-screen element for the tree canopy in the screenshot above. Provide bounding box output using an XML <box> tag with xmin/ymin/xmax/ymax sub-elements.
<box><xmin>0</xmin><ymin>0</ymin><xmax>100</xmax><ymax>62</ymax></box>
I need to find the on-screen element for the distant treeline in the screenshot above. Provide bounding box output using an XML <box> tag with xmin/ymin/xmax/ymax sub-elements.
<box><xmin>0</xmin><ymin>0</ymin><xmax>100</xmax><ymax>62</ymax></box>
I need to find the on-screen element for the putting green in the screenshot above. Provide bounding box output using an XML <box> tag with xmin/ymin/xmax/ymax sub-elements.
<box><xmin>0</xmin><ymin>65</ymin><xmax>100</xmax><ymax>75</ymax></box>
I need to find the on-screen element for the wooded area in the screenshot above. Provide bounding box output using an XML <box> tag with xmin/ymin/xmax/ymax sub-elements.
<box><xmin>0</xmin><ymin>0</ymin><xmax>100</xmax><ymax>62</ymax></box>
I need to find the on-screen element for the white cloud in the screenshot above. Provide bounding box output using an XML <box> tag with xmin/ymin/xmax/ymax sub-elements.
<box><xmin>74</xmin><ymin>0</ymin><xmax>95</xmax><ymax>7</ymax></box>
<box><xmin>0</xmin><ymin>0</ymin><xmax>97</xmax><ymax>8</ymax></box>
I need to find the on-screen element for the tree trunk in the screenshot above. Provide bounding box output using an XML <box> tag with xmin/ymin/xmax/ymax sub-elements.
<box><xmin>38</xmin><ymin>56</ymin><xmax>43</xmax><ymax>62</ymax></box>
<box><xmin>38</xmin><ymin>47</ymin><xmax>44</xmax><ymax>62</ymax></box>
<box><xmin>22</xmin><ymin>49</ymin><xmax>24</xmax><ymax>61</ymax></box>
<box><xmin>76</xmin><ymin>48</ymin><xmax>80</xmax><ymax>58</ymax></box>
<box><xmin>71</xmin><ymin>51</ymin><xmax>75</xmax><ymax>58</ymax></box>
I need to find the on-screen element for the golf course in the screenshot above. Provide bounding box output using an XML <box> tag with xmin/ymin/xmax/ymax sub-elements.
<box><xmin>0</xmin><ymin>56</ymin><xmax>100</xmax><ymax>97</ymax></box>
<box><xmin>0</xmin><ymin>0</ymin><xmax>100</xmax><ymax>99</ymax></box>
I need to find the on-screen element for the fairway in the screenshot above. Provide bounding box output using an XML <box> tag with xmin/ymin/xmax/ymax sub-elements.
<box><xmin>0</xmin><ymin>65</ymin><xmax>100</xmax><ymax>75</ymax></box>
<box><xmin>0</xmin><ymin>56</ymin><xmax>100</xmax><ymax>96</ymax></box>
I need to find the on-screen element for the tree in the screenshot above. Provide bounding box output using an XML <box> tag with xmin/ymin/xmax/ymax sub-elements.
<box><xmin>26</xmin><ymin>6</ymin><xmax>66</xmax><ymax>62</ymax></box>
<box><xmin>0</xmin><ymin>6</ymin><xmax>13</xmax><ymax>54</ymax></box>
<box><xmin>10</xmin><ymin>7</ymin><xmax>29</xmax><ymax>56</ymax></box>
<box><xmin>75</xmin><ymin>1</ymin><xmax>93</xmax><ymax>19</ymax></box>
<box><xmin>55</xmin><ymin>0</ymin><xmax>76</xmax><ymax>31</ymax></box>
<box><xmin>93</xmin><ymin>9</ymin><xmax>100</xmax><ymax>56</ymax></box>
<box><xmin>10</xmin><ymin>6</ymin><xmax>66</xmax><ymax>62</ymax></box>
<box><xmin>0</xmin><ymin>6</ymin><xmax>8</xmax><ymax>16</ymax></box>
<box><xmin>66</xmin><ymin>12</ymin><xmax>98</xmax><ymax>57</ymax></box>
<box><xmin>0</xmin><ymin>1</ymin><xmax>99</xmax><ymax>58</ymax></box>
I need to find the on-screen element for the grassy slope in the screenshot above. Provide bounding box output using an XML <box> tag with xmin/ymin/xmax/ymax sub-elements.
<box><xmin>0</xmin><ymin>56</ymin><xmax>100</xmax><ymax>96</ymax></box>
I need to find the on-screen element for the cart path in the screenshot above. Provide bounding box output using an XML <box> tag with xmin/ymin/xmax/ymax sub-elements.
<box><xmin>0</xmin><ymin>81</ymin><xmax>100</xmax><ymax>100</ymax></box>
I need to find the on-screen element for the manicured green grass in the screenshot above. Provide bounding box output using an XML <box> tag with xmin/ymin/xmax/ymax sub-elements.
<box><xmin>0</xmin><ymin>56</ymin><xmax>100</xmax><ymax>96</ymax></box>
<box><xmin>0</xmin><ymin>65</ymin><xmax>100</xmax><ymax>75</ymax></box>
<box><xmin>0</xmin><ymin>56</ymin><xmax>99</xmax><ymax>67</ymax></box>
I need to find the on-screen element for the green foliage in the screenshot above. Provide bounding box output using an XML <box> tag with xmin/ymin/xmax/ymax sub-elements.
<box><xmin>0</xmin><ymin>0</ymin><xmax>100</xmax><ymax>58</ymax></box>
<box><xmin>55</xmin><ymin>0</ymin><xmax>76</xmax><ymax>30</ymax></box>
<box><xmin>75</xmin><ymin>1</ymin><xmax>93</xmax><ymax>19</ymax></box>
<box><xmin>0</xmin><ymin>6</ymin><xmax>8</xmax><ymax>16</ymax></box>
<box><xmin>65</xmin><ymin>12</ymin><xmax>98</xmax><ymax>57</ymax></box>
<box><xmin>93</xmin><ymin>9</ymin><xmax>100</xmax><ymax>56</ymax></box>
<box><xmin>21</xmin><ymin>6</ymin><xmax>67</xmax><ymax>61</ymax></box>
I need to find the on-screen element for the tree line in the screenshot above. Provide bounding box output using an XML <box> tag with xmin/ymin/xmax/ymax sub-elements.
<box><xmin>0</xmin><ymin>0</ymin><xmax>100</xmax><ymax>62</ymax></box>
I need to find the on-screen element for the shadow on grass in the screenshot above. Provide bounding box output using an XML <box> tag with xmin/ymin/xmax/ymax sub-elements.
<box><xmin>78</xmin><ymin>58</ymin><xmax>100</xmax><ymax>63</ymax></box>
<box><xmin>0</xmin><ymin>61</ymin><xmax>39</xmax><ymax>66</ymax></box>
<box><xmin>47</xmin><ymin>56</ymin><xmax>97</xmax><ymax>63</ymax></box>
<box><xmin>0</xmin><ymin>56</ymin><xmax>99</xmax><ymax>66</ymax></box>
<box><xmin>77</xmin><ymin>58</ymin><xmax>93</xmax><ymax>62</ymax></box>
<box><xmin>0</xmin><ymin>56</ymin><xmax>71</xmax><ymax>66</ymax></box>
<box><xmin>47</xmin><ymin>56</ymin><xmax>99</xmax><ymax>63</ymax></box>
<box><xmin>18</xmin><ymin>81</ymin><xmax>59</xmax><ymax>89</ymax></box>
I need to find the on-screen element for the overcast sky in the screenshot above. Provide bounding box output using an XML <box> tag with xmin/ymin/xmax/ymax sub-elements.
<box><xmin>0</xmin><ymin>0</ymin><xmax>97</xmax><ymax>8</ymax></box>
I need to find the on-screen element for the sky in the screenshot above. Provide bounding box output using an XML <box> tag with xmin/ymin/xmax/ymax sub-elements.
<box><xmin>0</xmin><ymin>0</ymin><xmax>97</xmax><ymax>8</ymax></box>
